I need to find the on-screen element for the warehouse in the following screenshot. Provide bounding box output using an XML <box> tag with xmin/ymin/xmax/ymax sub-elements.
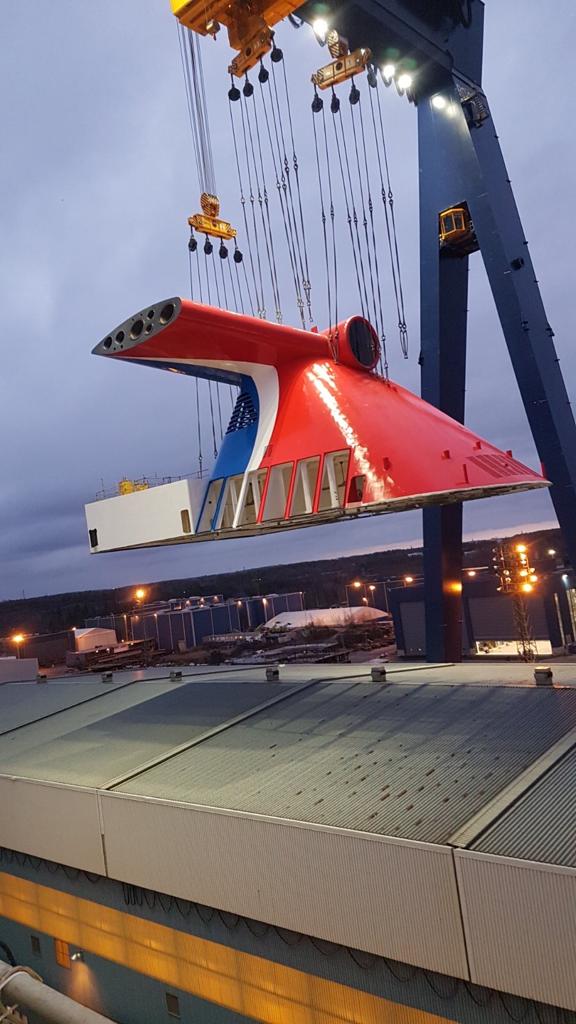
<box><xmin>1</xmin><ymin>664</ymin><xmax>576</xmax><ymax>1022</ymax></box>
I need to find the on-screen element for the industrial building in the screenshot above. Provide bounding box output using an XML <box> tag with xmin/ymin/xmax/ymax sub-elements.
<box><xmin>1</xmin><ymin>664</ymin><xmax>576</xmax><ymax>1022</ymax></box>
<box><xmin>86</xmin><ymin>592</ymin><xmax>305</xmax><ymax>651</ymax></box>
<box><xmin>390</xmin><ymin>572</ymin><xmax>576</xmax><ymax>657</ymax></box>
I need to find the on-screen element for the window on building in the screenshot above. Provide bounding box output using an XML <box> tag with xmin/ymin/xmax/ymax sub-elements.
<box><xmin>180</xmin><ymin>509</ymin><xmax>192</xmax><ymax>534</ymax></box>
<box><xmin>54</xmin><ymin>939</ymin><xmax>71</xmax><ymax>968</ymax></box>
<box><xmin>89</xmin><ymin>528</ymin><xmax>98</xmax><ymax>548</ymax></box>
<box><xmin>30</xmin><ymin>935</ymin><xmax>41</xmax><ymax>957</ymax></box>
<box><xmin>165</xmin><ymin>993</ymin><xmax>181</xmax><ymax>1018</ymax></box>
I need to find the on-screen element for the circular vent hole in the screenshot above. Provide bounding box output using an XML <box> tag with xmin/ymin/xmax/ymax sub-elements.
<box><xmin>159</xmin><ymin>302</ymin><xmax>175</xmax><ymax>324</ymax></box>
<box><xmin>115</xmin><ymin>330</ymin><xmax>125</xmax><ymax>343</ymax></box>
<box><xmin>130</xmin><ymin>319</ymin><xmax>144</xmax><ymax>339</ymax></box>
<box><xmin>147</xmin><ymin>309</ymin><xmax>155</xmax><ymax>319</ymax></box>
<box><xmin>103</xmin><ymin>337</ymin><xmax>113</xmax><ymax>350</ymax></box>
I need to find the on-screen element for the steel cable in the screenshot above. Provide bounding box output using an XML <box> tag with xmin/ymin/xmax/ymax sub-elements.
<box><xmin>279</xmin><ymin>58</ymin><xmax>313</xmax><ymax>322</ymax></box>
<box><xmin>370</xmin><ymin>75</ymin><xmax>409</xmax><ymax>356</ymax></box>
<box><xmin>347</xmin><ymin>91</ymin><xmax>385</xmax><ymax>366</ymax></box>
<box><xmin>242</xmin><ymin>89</ymin><xmax>283</xmax><ymax>322</ymax></box>
<box><xmin>355</xmin><ymin>89</ymin><xmax>389</xmax><ymax>375</ymax></box>
<box><xmin>330</xmin><ymin>103</ymin><xmax>368</xmax><ymax>318</ymax></box>
<box><xmin>237</xmin><ymin>95</ymin><xmax>267</xmax><ymax>317</ymax></box>
<box><xmin>228</xmin><ymin>98</ymin><xmax>260</xmax><ymax>316</ymax></box>
<box><xmin>311</xmin><ymin>102</ymin><xmax>333</xmax><ymax>344</ymax></box>
<box><xmin>269</xmin><ymin>60</ymin><xmax>308</xmax><ymax>325</ymax></box>
<box><xmin>258</xmin><ymin>69</ymin><xmax>304</xmax><ymax>325</ymax></box>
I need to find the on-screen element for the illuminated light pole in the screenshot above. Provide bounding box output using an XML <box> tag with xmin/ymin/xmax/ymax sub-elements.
<box><xmin>11</xmin><ymin>634</ymin><xmax>25</xmax><ymax>659</ymax></box>
<box><xmin>492</xmin><ymin>541</ymin><xmax>539</xmax><ymax>660</ymax></box>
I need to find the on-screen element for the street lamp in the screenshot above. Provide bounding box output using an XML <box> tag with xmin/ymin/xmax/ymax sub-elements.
<box><xmin>404</xmin><ymin>575</ymin><xmax>414</xmax><ymax>584</ymax></box>
<box><xmin>134</xmin><ymin>587</ymin><xmax>146</xmax><ymax>603</ymax></box>
<box><xmin>11</xmin><ymin>634</ymin><xmax>25</xmax><ymax>658</ymax></box>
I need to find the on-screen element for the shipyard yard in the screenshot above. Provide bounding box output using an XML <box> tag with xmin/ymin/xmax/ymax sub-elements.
<box><xmin>3</xmin><ymin>0</ymin><xmax>576</xmax><ymax>1019</ymax></box>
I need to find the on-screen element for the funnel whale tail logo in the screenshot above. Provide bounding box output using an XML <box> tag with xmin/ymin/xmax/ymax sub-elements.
<box><xmin>86</xmin><ymin>298</ymin><xmax>547</xmax><ymax>552</ymax></box>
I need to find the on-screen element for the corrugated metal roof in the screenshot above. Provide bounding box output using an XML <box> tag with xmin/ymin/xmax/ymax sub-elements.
<box><xmin>472</xmin><ymin>745</ymin><xmax>576</xmax><ymax>866</ymax></box>
<box><xmin>116</xmin><ymin>680</ymin><xmax>576</xmax><ymax>844</ymax></box>
<box><xmin>0</xmin><ymin>679</ymin><xmax>294</xmax><ymax>787</ymax></box>
<box><xmin>0</xmin><ymin>679</ymin><xmax>134</xmax><ymax>734</ymax></box>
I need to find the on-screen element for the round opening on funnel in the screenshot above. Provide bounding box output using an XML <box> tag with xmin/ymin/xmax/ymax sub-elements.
<box><xmin>147</xmin><ymin>309</ymin><xmax>154</xmax><ymax>319</ymax></box>
<box><xmin>103</xmin><ymin>336</ymin><xmax>113</xmax><ymax>350</ymax></box>
<box><xmin>159</xmin><ymin>302</ymin><xmax>175</xmax><ymax>324</ymax></box>
<box><xmin>130</xmin><ymin>319</ymin><xmax>144</xmax><ymax>339</ymax></box>
<box><xmin>347</xmin><ymin>318</ymin><xmax>379</xmax><ymax>369</ymax></box>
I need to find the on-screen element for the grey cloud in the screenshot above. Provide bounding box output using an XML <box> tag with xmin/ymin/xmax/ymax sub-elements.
<box><xmin>0</xmin><ymin>0</ymin><xmax>573</xmax><ymax>599</ymax></box>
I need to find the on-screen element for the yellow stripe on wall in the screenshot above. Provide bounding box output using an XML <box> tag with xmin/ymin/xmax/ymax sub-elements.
<box><xmin>0</xmin><ymin>871</ymin><xmax>456</xmax><ymax>1024</ymax></box>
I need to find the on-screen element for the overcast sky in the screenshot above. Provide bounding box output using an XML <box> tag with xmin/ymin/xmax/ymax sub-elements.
<box><xmin>1</xmin><ymin>1</ymin><xmax>574</xmax><ymax>600</ymax></box>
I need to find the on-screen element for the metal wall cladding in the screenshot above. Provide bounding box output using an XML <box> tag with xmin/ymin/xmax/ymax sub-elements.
<box><xmin>157</xmin><ymin>615</ymin><xmax>172</xmax><ymax>651</ymax></box>
<box><xmin>455</xmin><ymin>851</ymin><xmax>576</xmax><ymax>1011</ymax></box>
<box><xmin>100</xmin><ymin>793</ymin><xmax>469</xmax><ymax>979</ymax></box>
<box><xmin>472</xmin><ymin>745</ymin><xmax>576</xmax><ymax>866</ymax></box>
<box><xmin>400</xmin><ymin>601</ymin><xmax>426</xmax><ymax>655</ymax></box>
<box><xmin>0</xmin><ymin>777</ymin><xmax>104</xmax><ymax>874</ymax></box>
<box><xmin>183</xmin><ymin>614</ymin><xmax>195</xmax><ymax>649</ymax></box>
<box><xmin>114</xmin><ymin>681</ymin><xmax>576</xmax><ymax>845</ymax></box>
<box><xmin>191</xmin><ymin>608</ymin><xmax>215</xmax><ymax>642</ymax></box>
<box><xmin>247</xmin><ymin>599</ymin><xmax>266</xmax><ymax>628</ymax></box>
<box><xmin>211</xmin><ymin>605</ymin><xmax>231</xmax><ymax>634</ymax></box>
<box><xmin>168</xmin><ymin>613</ymin><xmax>186</xmax><ymax>648</ymax></box>
<box><xmin>468</xmin><ymin>595</ymin><xmax>548</xmax><ymax>641</ymax></box>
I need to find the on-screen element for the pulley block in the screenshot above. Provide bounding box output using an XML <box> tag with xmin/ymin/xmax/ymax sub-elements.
<box><xmin>171</xmin><ymin>0</ymin><xmax>300</xmax><ymax>76</ymax></box>
<box><xmin>312</xmin><ymin>46</ymin><xmax>372</xmax><ymax>91</ymax></box>
<box><xmin>188</xmin><ymin>192</ymin><xmax>237</xmax><ymax>241</ymax></box>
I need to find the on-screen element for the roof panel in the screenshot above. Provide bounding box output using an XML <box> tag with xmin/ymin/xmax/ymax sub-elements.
<box><xmin>0</xmin><ymin>679</ymin><xmax>135</xmax><ymax>734</ymax></box>
<box><xmin>116</xmin><ymin>680</ymin><xmax>576</xmax><ymax>844</ymax></box>
<box><xmin>0</xmin><ymin>678</ymin><xmax>295</xmax><ymax>787</ymax></box>
<box><xmin>472</xmin><ymin>745</ymin><xmax>576</xmax><ymax>866</ymax></box>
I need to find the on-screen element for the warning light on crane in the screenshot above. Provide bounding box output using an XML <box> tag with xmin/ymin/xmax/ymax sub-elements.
<box><xmin>397</xmin><ymin>72</ymin><xmax>413</xmax><ymax>91</ymax></box>
<box><xmin>312</xmin><ymin>18</ymin><xmax>328</xmax><ymax>42</ymax></box>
